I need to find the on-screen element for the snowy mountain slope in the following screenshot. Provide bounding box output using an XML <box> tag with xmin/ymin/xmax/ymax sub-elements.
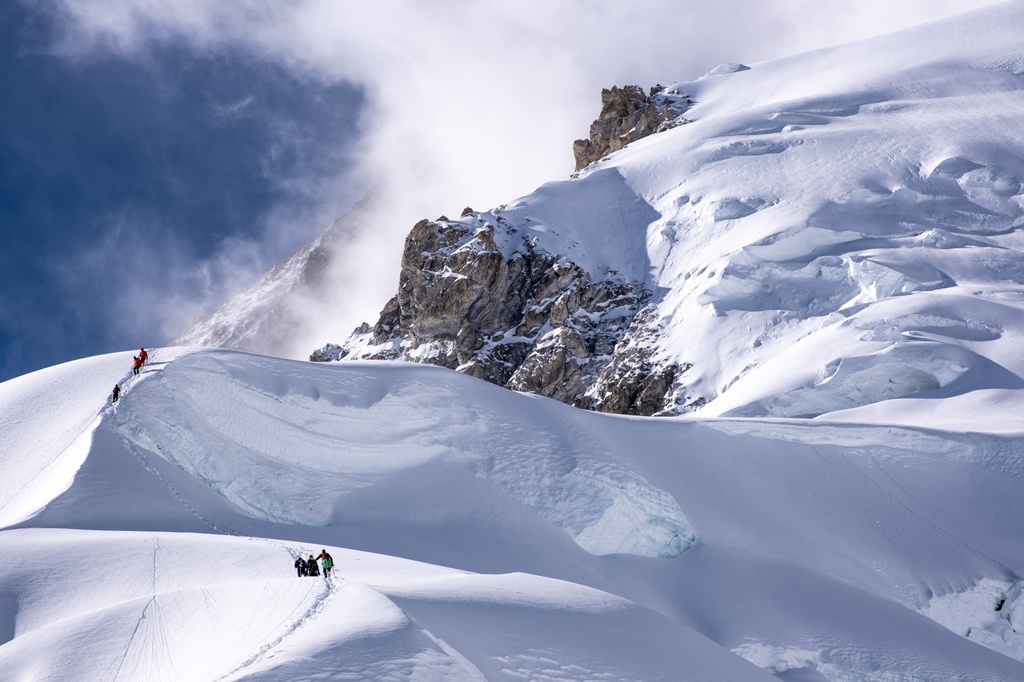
<box><xmin>597</xmin><ymin>2</ymin><xmax>1024</xmax><ymax>421</ymax></box>
<box><xmin>3</xmin><ymin>347</ymin><xmax>1024</xmax><ymax>679</ymax></box>
<box><xmin>2</xmin><ymin>530</ymin><xmax>760</xmax><ymax>681</ymax></box>
<box><xmin>0</xmin><ymin>350</ymin><xmax>165</xmax><ymax>529</ymax></box>
<box><xmin>174</xmin><ymin>196</ymin><xmax>391</xmax><ymax>363</ymax></box>
<box><xmin>603</xmin><ymin>2</ymin><xmax>1024</xmax><ymax>421</ymax></box>
<box><xmin>6</xmin><ymin>6</ymin><xmax>1024</xmax><ymax>680</ymax></box>
<box><xmin>315</xmin><ymin>2</ymin><xmax>1024</xmax><ymax>423</ymax></box>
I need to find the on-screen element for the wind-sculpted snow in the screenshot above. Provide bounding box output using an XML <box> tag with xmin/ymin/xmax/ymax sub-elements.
<box><xmin>2</xmin><ymin>529</ymin><xmax>747</xmax><ymax>681</ymax></box>
<box><xmin>551</xmin><ymin>4</ymin><xmax>1024</xmax><ymax>420</ymax></box>
<box><xmin>110</xmin><ymin>349</ymin><xmax>696</xmax><ymax>559</ymax></box>
<box><xmin>3</xmin><ymin>347</ymin><xmax>1024</xmax><ymax>679</ymax></box>
<box><xmin>658</xmin><ymin>121</ymin><xmax>1024</xmax><ymax>417</ymax></box>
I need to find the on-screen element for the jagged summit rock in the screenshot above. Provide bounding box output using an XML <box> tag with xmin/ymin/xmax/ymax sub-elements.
<box><xmin>311</xmin><ymin>84</ymin><xmax>697</xmax><ymax>416</ymax></box>
<box><xmin>312</xmin><ymin>206</ymin><xmax>683</xmax><ymax>416</ymax></box>
<box><xmin>572</xmin><ymin>84</ymin><xmax>692</xmax><ymax>172</ymax></box>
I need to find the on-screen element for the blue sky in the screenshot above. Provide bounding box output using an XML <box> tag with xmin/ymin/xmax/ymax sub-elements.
<box><xmin>0</xmin><ymin>3</ymin><xmax>363</xmax><ymax>381</ymax></box>
<box><xmin>0</xmin><ymin>0</ymin><xmax>1001</xmax><ymax>382</ymax></box>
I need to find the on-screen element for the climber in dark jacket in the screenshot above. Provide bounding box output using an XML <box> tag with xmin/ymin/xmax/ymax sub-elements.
<box><xmin>294</xmin><ymin>556</ymin><xmax>307</xmax><ymax>577</ymax></box>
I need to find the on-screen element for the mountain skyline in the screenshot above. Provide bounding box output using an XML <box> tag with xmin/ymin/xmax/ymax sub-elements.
<box><xmin>4</xmin><ymin>5</ymin><xmax>1024</xmax><ymax>678</ymax></box>
<box><xmin>0</xmin><ymin>0</ymin><xmax>1002</xmax><ymax>382</ymax></box>
<box><xmin>189</xmin><ymin>2</ymin><xmax>1024</xmax><ymax>427</ymax></box>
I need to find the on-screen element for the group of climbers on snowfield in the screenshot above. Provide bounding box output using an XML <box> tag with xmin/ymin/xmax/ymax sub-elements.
<box><xmin>294</xmin><ymin>549</ymin><xmax>334</xmax><ymax>579</ymax></box>
<box><xmin>111</xmin><ymin>347</ymin><xmax>149</xmax><ymax>404</ymax></box>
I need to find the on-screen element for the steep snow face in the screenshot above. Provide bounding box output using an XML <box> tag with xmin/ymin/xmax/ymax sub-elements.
<box><xmin>580</xmin><ymin>4</ymin><xmax>1024</xmax><ymax>420</ymax></box>
<box><xmin>111</xmin><ymin>349</ymin><xmax>695</xmax><ymax>558</ymax></box>
<box><xmin>492</xmin><ymin>167</ymin><xmax>662</xmax><ymax>284</ymax></box>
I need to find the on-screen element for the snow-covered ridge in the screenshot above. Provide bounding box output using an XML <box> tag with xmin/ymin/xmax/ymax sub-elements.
<box><xmin>317</xmin><ymin>2</ymin><xmax>1024</xmax><ymax>425</ymax></box>
<box><xmin>112</xmin><ymin>349</ymin><xmax>695</xmax><ymax>558</ymax></box>
<box><xmin>3</xmin><ymin>346</ymin><xmax>1024</xmax><ymax>679</ymax></box>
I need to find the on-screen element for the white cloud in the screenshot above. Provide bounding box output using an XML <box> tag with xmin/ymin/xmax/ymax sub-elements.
<box><xmin>209</xmin><ymin>95</ymin><xmax>255</xmax><ymax>120</ymax></box>
<box><xmin>44</xmin><ymin>0</ymin><xmax>1006</xmax><ymax>356</ymax></box>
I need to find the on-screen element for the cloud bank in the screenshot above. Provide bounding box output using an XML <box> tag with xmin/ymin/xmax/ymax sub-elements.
<box><xmin>41</xmin><ymin>0</ymin><xmax>1005</xmax><ymax>361</ymax></box>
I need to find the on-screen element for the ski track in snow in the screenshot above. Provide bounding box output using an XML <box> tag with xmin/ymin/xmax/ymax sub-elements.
<box><xmin>216</xmin><ymin>573</ymin><xmax>333</xmax><ymax>681</ymax></box>
<box><xmin>107</xmin><ymin>535</ymin><xmax>166</xmax><ymax>682</ymax></box>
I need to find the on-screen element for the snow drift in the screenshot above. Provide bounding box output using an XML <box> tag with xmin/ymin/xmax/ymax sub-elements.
<box><xmin>1</xmin><ymin>346</ymin><xmax>1024</xmax><ymax>680</ymax></box>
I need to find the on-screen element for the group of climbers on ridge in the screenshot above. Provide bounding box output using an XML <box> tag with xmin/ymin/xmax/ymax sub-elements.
<box><xmin>132</xmin><ymin>347</ymin><xmax>148</xmax><ymax>376</ymax></box>
<box><xmin>111</xmin><ymin>347</ymin><xmax>149</xmax><ymax>404</ymax></box>
<box><xmin>108</xmin><ymin>354</ymin><xmax>343</xmax><ymax>585</ymax></box>
<box><xmin>294</xmin><ymin>549</ymin><xmax>335</xmax><ymax>579</ymax></box>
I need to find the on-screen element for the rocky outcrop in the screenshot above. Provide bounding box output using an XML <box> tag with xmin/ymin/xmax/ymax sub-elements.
<box><xmin>572</xmin><ymin>85</ymin><xmax>692</xmax><ymax>172</ymax></box>
<box><xmin>313</xmin><ymin>85</ymin><xmax>698</xmax><ymax>415</ymax></box>
<box><xmin>314</xmin><ymin>213</ymin><xmax>670</xmax><ymax>411</ymax></box>
<box><xmin>590</xmin><ymin>305</ymin><xmax>691</xmax><ymax>416</ymax></box>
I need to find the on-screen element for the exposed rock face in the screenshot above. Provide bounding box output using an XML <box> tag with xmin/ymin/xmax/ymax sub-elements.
<box><xmin>313</xmin><ymin>214</ymin><xmax>683</xmax><ymax>413</ymax></box>
<box><xmin>313</xmin><ymin>84</ymin><xmax>695</xmax><ymax>415</ymax></box>
<box><xmin>590</xmin><ymin>305</ymin><xmax>692</xmax><ymax>416</ymax></box>
<box><xmin>572</xmin><ymin>85</ymin><xmax>692</xmax><ymax>172</ymax></box>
